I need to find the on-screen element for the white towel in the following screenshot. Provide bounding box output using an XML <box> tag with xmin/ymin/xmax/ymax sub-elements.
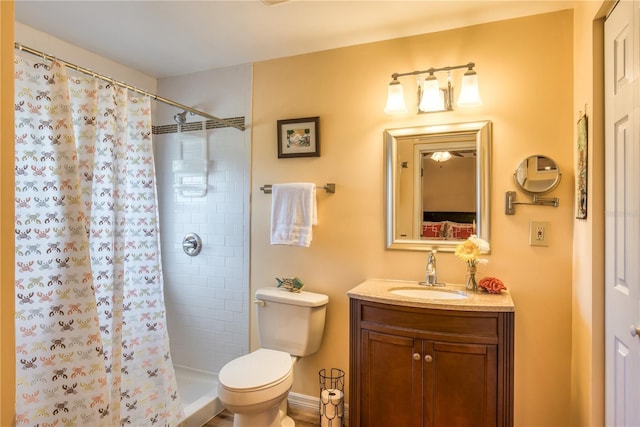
<box><xmin>270</xmin><ymin>183</ymin><xmax>317</xmax><ymax>247</ymax></box>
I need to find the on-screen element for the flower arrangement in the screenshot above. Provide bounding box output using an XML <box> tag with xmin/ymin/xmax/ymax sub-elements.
<box><xmin>454</xmin><ymin>235</ymin><xmax>490</xmax><ymax>292</ymax></box>
<box><xmin>454</xmin><ymin>235</ymin><xmax>490</xmax><ymax>266</ymax></box>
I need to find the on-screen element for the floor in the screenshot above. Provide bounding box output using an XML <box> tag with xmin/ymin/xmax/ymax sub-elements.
<box><xmin>204</xmin><ymin>408</ymin><xmax>320</xmax><ymax>427</ymax></box>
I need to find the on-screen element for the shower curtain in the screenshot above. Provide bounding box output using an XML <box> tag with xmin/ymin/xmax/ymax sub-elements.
<box><xmin>14</xmin><ymin>55</ymin><xmax>184</xmax><ymax>426</ymax></box>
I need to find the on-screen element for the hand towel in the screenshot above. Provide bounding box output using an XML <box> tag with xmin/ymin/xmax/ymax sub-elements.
<box><xmin>270</xmin><ymin>183</ymin><xmax>317</xmax><ymax>247</ymax></box>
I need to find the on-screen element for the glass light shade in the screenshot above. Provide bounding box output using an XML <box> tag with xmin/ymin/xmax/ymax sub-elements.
<box><xmin>418</xmin><ymin>75</ymin><xmax>444</xmax><ymax>112</ymax></box>
<box><xmin>384</xmin><ymin>81</ymin><xmax>408</xmax><ymax>114</ymax></box>
<box><xmin>457</xmin><ymin>70</ymin><xmax>482</xmax><ymax>107</ymax></box>
<box><xmin>431</xmin><ymin>151</ymin><xmax>452</xmax><ymax>162</ymax></box>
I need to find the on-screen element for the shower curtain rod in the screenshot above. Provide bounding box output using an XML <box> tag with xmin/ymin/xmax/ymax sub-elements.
<box><xmin>14</xmin><ymin>42</ymin><xmax>246</xmax><ymax>131</ymax></box>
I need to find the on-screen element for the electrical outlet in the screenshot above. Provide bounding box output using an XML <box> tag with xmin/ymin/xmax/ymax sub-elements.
<box><xmin>529</xmin><ymin>221</ymin><xmax>549</xmax><ymax>246</ymax></box>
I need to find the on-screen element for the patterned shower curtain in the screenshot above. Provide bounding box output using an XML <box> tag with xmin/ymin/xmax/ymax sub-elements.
<box><xmin>14</xmin><ymin>55</ymin><xmax>184</xmax><ymax>426</ymax></box>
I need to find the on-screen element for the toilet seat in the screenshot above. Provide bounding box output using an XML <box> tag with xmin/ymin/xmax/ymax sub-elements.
<box><xmin>219</xmin><ymin>348</ymin><xmax>293</xmax><ymax>392</ymax></box>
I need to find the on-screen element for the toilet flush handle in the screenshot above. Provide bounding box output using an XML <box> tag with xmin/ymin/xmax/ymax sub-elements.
<box><xmin>253</xmin><ymin>300</ymin><xmax>265</xmax><ymax>307</ymax></box>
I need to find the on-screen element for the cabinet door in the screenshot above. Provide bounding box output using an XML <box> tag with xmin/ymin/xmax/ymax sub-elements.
<box><xmin>424</xmin><ymin>341</ymin><xmax>497</xmax><ymax>427</ymax></box>
<box><xmin>361</xmin><ymin>330</ymin><xmax>423</xmax><ymax>427</ymax></box>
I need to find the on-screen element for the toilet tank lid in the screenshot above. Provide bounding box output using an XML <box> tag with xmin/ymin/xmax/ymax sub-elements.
<box><xmin>256</xmin><ymin>287</ymin><xmax>329</xmax><ymax>307</ymax></box>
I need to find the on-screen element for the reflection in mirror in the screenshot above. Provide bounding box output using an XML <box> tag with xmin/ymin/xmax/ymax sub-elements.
<box><xmin>513</xmin><ymin>155</ymin><xmax>561</xmax><ymax>194</ymax></box>
<box><xmin>385</xmin><ymin>121</ymin><xmax>491</xmax><ymax>252</ymax></box>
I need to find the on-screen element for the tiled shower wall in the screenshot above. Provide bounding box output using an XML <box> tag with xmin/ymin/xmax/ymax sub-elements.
<box><xmin>153</xmin><ymin>64</ymin><xmax>251</xmax><ymax>373</ymax></box>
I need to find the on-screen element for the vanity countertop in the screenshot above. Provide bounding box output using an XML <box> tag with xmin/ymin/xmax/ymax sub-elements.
<box><xmin>348</xmin><ymin>279</ymin><xmax>515</xmax><ymax>312</ymax></box>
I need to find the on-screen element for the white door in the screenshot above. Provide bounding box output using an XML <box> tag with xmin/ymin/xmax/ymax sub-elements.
<box><xmin>605</xmin><ymin>1</ymin><xmax>640</xmax><ymax>425</ymax></box>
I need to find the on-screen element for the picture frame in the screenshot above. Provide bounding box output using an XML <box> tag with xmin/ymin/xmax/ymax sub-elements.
<box><xmin>576</xmin><ymin>113</ymin><xmax>588</xmax><ymax>219</ymax></box>
<box><xmin>277</xmin><ymin>116</ymin><xmax>320</xmax><ymax>158</ymax></box>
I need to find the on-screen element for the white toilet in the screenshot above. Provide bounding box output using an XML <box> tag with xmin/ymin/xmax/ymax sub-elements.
<box><xmin>217</xmin><ymin>287</ymin><xmax>329</xmax><ymax>427</ymax></box>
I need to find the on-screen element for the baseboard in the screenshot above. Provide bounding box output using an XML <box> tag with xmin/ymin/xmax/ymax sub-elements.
<box><xmin>288</xmin><ymin>391</ymin><xmax>349</xmax><ymax>425</ymax></box>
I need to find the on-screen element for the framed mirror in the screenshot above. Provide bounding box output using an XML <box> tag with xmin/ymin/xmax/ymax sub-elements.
<box><xmin>385</xmin><ymin>121</ymin><xmax>491</xmax><ymax>252</ymax></box>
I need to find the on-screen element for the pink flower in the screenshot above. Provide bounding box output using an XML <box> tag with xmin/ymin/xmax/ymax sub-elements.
<box><xmin>478</xmin><ymin>277</ymin><xmax>507</xmax><ymax>294</ymax></box>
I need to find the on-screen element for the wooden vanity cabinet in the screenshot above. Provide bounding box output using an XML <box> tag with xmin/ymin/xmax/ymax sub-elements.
<box><xmin>349</xmin><ymin>298</ymin><xmax>514</xmax><ymax>427</ymax></box>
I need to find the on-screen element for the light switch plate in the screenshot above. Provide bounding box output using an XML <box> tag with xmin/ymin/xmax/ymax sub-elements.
<box><xmin>529</xmin><ymin>221</ymin><xmax>549</xmax><ymax>246</ymax></box>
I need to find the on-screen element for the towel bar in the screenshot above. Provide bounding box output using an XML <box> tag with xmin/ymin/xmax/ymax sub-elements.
<box><xmin>260</xmin><ymin>183</ymin><xmax>336</xmax><ymax>194</ymax></box>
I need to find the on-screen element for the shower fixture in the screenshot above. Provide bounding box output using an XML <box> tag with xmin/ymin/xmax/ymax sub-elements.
<box><xmin>174</xmin><ymin>110</ymin><xmax>188</xmax><ymax>126</ymax></box>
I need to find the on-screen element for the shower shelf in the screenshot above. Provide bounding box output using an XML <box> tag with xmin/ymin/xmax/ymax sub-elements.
<box><xmin>173</xmin><ymin>183</ymin><xmax>208</xmax><ymax>198</ymax></box>
<box><xmin>173</xmin><ymin>133</ymin><xmax>208</xmax><ymax>198</ymax></box>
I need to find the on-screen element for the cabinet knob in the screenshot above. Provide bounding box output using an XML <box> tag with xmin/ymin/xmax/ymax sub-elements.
<box><xmin>631</xmin><ymin>325</ymin><xmax>640</xmax><ymax>338</ymax></box>
<box><xmin>425</xmin><ymin>354</ymin><xmax>433</xmax><ymax>363</ymax></box>
<box><xmin>413</xmin><ymin>353</ymin><xmax>421</xmax><ymax>360</ymax></box>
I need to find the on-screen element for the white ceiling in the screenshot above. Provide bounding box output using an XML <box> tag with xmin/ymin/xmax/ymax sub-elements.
<box><xmin>15</xmin><ymin>1</ymin><xmax>575</xmax><ymax>79</ymax></box>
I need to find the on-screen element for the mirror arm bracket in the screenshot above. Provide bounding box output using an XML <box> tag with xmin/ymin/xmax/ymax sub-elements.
<box><xmin>505</xmin><ymin>191</ymin><xmax>559</xmax><ymax>215</ymax></box>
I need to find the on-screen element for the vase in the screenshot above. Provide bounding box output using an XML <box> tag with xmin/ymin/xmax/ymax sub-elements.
<box><xmin>465</xmin><ymin>264</ymin><xmax>478</xmax><ymax>292</ymax></box>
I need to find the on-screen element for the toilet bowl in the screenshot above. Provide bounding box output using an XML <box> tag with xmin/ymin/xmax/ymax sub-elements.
<box><xmin>218</xmin><ymin>348</ymin><xmax>296</xmax><ymax>427</ymax></box>
<box><xmin>217</xmin><ymin>287</ymin><xmax>329</xmax><ymax>427</ymax></box>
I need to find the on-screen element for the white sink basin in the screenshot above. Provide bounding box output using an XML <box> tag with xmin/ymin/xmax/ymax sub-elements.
<box><xmin>389</xmin><ymin>287</ymin><xmax>469</xmax><ymax>300</ymax></box>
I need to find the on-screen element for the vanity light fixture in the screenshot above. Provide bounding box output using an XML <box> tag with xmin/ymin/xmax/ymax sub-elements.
<box><xmin>384</xmin><ymin>62</ymin><xmax>482</xmax><ymax>114</ymax></box>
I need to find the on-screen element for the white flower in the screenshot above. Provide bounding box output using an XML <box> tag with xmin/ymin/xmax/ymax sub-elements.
<box><xmin>468</xmin><ymin>235</ymin><xmax>490</xmax><ymax>253</ymax></box>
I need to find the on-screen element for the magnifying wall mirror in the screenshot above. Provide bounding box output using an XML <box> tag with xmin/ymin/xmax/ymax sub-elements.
<box><xmin>385</xmin><ymin>121</ymin><xmax>492</xmax><ymax>252</ymax></box>
<box><xmin>505</xmin><ymin>155</ymin><xmax>561</xmax><ymax>215</ymax></box>
<box><xmin>513</xmin><ymin>155</ymin><xmax>561</xmax><ymax>194</ymax></box>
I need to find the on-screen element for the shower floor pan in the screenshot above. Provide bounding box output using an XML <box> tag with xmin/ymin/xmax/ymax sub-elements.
<box><xmin>174</xmin><ymin>365</ymin><xmax>223</xmax><ymax>426</ymax></box>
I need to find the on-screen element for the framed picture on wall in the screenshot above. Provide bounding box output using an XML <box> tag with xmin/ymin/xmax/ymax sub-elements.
<box><xmin>277</xmin><ymin>116</ymin><xmax>320</xmax><ymax>158</ymax></box>
<box><xmin>576</xmin><ymin>113</ymin><xmax>588</xmax><ymax>219</ymax></box>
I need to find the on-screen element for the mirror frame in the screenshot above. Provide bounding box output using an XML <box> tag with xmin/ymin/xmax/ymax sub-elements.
<box><xmin>385</xmin><ymin>121</ymin><xmax>492</xmax><ymax>252</ymax></box>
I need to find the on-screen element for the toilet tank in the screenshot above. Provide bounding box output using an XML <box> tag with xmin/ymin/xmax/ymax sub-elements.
<box><xmin>255</xmin><ymin>287</ymin><xmax>329</xmax><ymax>357</ymax></box>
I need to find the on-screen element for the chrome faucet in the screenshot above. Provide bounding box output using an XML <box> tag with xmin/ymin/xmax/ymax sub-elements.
<box><xmin>424</xmin><ymin>250</ymin><xmax>443</xmax><ymax>286</ymax></box>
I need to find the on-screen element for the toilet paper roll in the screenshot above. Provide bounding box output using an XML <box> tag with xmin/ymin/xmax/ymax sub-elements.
<box><xmin>320</xmin><ymin>388</ymin><xmax>344</xmax><ymax>427</ymax></box>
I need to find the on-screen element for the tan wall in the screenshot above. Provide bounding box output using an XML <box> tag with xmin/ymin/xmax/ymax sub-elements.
<box><xmin>252</xmin><ymin>10</ymin><xmax>574</xmax><ymax>426</ymax></box>
<box><xmin>1</xmin><ymin>1</ymin><xmax>16</xmax><ymax>424</ymax></box>
<box><xmin>571</xmin><ymin>1</ymin><xmax>611</xmax><ymax>425</ymax></box>
<box><xmin>423</xmin><ymin>157</ymin><xmax>476</xmax><ymax>211</ymax></box>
